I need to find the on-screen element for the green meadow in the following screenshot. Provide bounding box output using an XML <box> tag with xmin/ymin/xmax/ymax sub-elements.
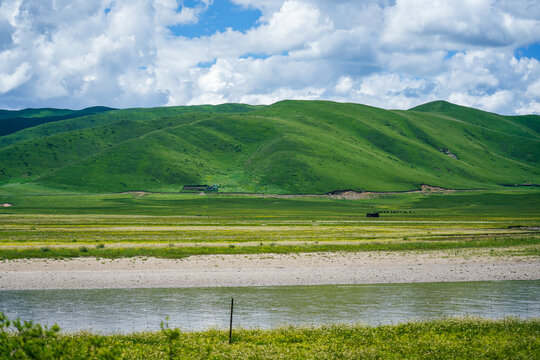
<box><xmin>1</xmin><ymin>189</ymin><xmax>538</xmax><ymax>259</ymax></box>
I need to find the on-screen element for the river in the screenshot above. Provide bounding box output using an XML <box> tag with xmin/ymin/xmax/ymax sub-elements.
<box><xmin>0</xmin><ymin>280</ymin><xmax>538</xmax><ymax>333</ymax></box>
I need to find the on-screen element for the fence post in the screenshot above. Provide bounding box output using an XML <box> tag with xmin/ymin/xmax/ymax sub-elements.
<box><xmin>229</xmin><ymin>298</ymin><xmax>234</xmax><ymax>344</ymax></box>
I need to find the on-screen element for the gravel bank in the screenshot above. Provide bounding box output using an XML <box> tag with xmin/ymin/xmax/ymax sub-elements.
<box><xmin>0</xmin><ymin>249</ymin><xmax>538</xmax><ymax>290</ymax></box>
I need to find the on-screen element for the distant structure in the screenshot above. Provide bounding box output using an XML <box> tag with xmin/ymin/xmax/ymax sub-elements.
<box><xmin>366</xmin><ymin>212</ymin><xmax>379</xmax><ymax>218</ymax></box>
<box><xmin>182</xmin><ymin>184</ymin><xmax>219</xmax><ymax>192</ymax></box>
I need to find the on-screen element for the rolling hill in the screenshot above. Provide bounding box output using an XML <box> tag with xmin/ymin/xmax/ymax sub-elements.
<box><xmin>0</xmin><ymin>100</ymin><xmax>538</xmax><ymax>194</ymax></box>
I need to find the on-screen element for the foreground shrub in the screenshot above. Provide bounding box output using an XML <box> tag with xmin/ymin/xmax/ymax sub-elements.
<box><xmin>0</xmin><ymin>312</ymin><xmax>62</xmax><ymax>359</ymax></box>
<box><xmin>0</xmin><ymin>312</ymin><xmax>119</xmax><ymax>359</ymax></box>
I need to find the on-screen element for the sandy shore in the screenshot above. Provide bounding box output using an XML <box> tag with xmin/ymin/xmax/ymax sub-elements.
<box><xmin>0</xmin><ymin>249</ymin><xmax>538</xmax><ymax>290</ymax></box>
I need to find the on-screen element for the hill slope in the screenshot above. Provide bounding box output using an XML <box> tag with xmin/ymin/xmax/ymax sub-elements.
<box><xmin>0</xmin><ymin>100</ymin><xmax>538</xmax><ymax>194</ymax></box>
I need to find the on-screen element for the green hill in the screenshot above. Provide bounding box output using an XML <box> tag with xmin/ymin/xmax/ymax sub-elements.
<box><xmin>0</xmin><ymin>100</ymin><xmax>538</xmax><ymax>194</ymax></box>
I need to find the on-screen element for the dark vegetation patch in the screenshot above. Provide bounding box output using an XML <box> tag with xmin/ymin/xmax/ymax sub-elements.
<box><xmin>1</xmin><ymin>237</ymin><xmax>538</xmax><ymax>260</ymax></box>
<box><xmin>0</xmin><ymin>106</ymin><xmax>114</xmax><ymax>136</ymax></box>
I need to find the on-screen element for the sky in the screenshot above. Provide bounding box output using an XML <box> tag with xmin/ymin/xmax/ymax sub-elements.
<box><xmin>0</xmin><ymin>0</ymin><xmax>539</xmax><ymax>115</ymax></box>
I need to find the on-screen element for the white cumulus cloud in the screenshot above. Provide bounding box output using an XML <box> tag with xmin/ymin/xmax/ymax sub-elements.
<box><xmin>0</xmin><ymin>0</ymin><xmax>539</xmax><ymax>114</ymax></box>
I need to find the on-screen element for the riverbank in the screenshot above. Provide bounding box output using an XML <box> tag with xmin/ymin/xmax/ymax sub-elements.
<box><xmin>1</xmin><ymin>248</ymin><xmax>538</xmax><ymax>290</ymax></box>
<box><xmin>1</xmin><ymin>316</ymin><xmax>538</xmax><ymax>359</ymax></box>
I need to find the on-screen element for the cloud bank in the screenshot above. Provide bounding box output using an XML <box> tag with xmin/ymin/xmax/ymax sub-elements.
<box><xmin>0</xmin><ymin>0</ymin><xmax>539</xmax><ymax>114</ymax></box>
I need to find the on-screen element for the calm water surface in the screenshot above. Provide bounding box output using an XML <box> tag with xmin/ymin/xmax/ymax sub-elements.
<box><xmin>0</xmin><ymin>280</ymin><xmax>538</xmax><ymax>333</ymax></box>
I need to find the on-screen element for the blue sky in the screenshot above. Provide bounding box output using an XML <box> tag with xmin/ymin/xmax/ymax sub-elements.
<box><xmin>515</xmin><ymin>42</ymin><xmax>540</xmax><ymax>60</ymax></box>
<box><xmin>0</xmin><ymin>0</ymin><xmax>540</xmax><ymax>115</ymax></box>
<box><xmin>170</xmin><ymin>0</ymin><xmax>261</xmax><ymax>38</ymax></box>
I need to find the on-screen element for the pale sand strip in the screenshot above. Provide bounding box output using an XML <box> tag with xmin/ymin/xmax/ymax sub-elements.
<box><xmin>0</xmin><ymin>249</ymin><xmax>538</xmax><ymax>290</ymax></box>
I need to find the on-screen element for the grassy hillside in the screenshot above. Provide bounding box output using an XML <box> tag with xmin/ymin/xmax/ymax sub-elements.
<box><xmin>0</xmin><ymin>100</ymin><xmax>538</xmax><ymax>194</ymax></box>
<box><xmin>0</xmin><ymin>103</ymin><xmax>259</xmax><ymax>149</ymax></box>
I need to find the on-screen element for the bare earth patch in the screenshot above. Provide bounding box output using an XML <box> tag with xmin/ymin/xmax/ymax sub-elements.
<box><xmin>0</xmin><ymin>248</ymin><xmax>537</xmax><ymax>290</ymax></box>
<box><xmin>327</xmin><ymin>185</ymin><xmax>454</xmax><ymax>199</ymax></box>
<box><xmin>327</xmin><ymin>191</ymin><xmax>379</xmax><ymax>200</ymax></box>
<box><xmin>119</xmin><ymin>191</ymin><xmax>148</xmax><ymax>198</ymax></box>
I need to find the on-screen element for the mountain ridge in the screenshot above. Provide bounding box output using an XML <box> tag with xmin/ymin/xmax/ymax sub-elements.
<box><xmin>0</xmin><ymin>106</ymin><xmax>116</xmax><ymax>137</ymax></box>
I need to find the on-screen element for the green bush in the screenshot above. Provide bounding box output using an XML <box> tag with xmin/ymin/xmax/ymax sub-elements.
<box><xmin>0</xmin><ymin>312</ymin><xmax>62</xmax><ymax>359</ymax></box>
<box><xmin>0</xmin><ymin>312</ymin><xmax>119</xmax><ymax>359</ymax></box>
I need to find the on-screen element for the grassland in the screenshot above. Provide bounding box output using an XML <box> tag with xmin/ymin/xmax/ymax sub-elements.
<box><xmin>0</xmin><ymin>100</ymin><xmax>538</xmax><ymax>194</ymax></box>
<box><xmin>1</xmin><ymin>314</ymin><xmax>538</xmax><ymax>359</ymax></box>
<box><xmin>1</xmin><ymin>189</ymin><xmax>538</xmax><ymax>259</ymax></box>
